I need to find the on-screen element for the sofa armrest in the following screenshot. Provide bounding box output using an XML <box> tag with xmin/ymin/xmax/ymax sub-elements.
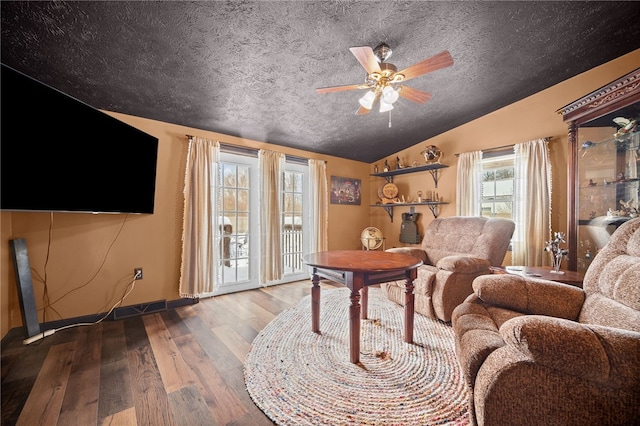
<box><xmin>386</xmin><ymin>247</ymin><xmax>427</xmax><ymax>263</ymax></box>
<box><xmin>436</xmin><ymin>255</ymin><xmax>490</xmax><ymax>273</ymax></box>
<box><xmin>472</xmin><ymin>274</ymin><xmax>585</xmax><ymax>320</ymax></box>
<box><xmin>501</xmin><ymin>315</ymin><xmax>640</xmax><ymax>388</ymax></box>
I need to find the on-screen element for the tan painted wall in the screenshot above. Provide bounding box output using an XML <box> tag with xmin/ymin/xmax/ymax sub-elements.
<box><xmin>368</xmin><ymin>49</ymin><xmax>640</xmax><ymax>259</ymax></box>
<box><xmin>0</xmin><ymin>119</ymin><xmax>370</xmax><ymax>338</ymax></box>
<box><xmin>2</xmin><ymin>49</ymin><xmax>639</xmax><ymax>339</ymax></box>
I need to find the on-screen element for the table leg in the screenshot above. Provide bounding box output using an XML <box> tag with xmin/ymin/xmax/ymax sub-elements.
<box><xmin>349</xmin><ymin>287</ymin><xmax>361</xmax><ymax>364</ymax></box>
<box><xmin>404</xmin><ymin>269</ymin><xmax>416</xmax><ymax>343</ymax></box>
<box><xmin>311</xmin><ymin>269</ymin><xmax>320</xmax><ymax>334</ymax></box>
<box><xmin>360</xmin><ymin>286</ymin><xmax>368</xmax><ymax>319</ymax></box>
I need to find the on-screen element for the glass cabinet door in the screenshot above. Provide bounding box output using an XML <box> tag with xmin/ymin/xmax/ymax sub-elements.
<box><xmin>576</xmin><ymin>130</ymin><xmax>639</xmax><ymax>272</ymax></box>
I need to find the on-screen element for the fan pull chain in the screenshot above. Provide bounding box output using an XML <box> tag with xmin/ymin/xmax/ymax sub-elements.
<box><xmin>388</xmin><ymin>110</ymin><xmax>392</xmax><ymax>128</ymax></box>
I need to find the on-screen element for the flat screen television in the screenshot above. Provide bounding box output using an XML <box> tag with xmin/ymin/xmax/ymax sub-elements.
<box><xmin>1</xmin><ymin>64</ymin><xmax>159</xmax><ymax>214</ymax></box>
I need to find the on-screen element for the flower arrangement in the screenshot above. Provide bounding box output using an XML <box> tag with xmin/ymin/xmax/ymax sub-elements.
<box><xmin>545</xmin><ymin>231</ymin><xmax>569</xmax><ymax>274</ymax></box>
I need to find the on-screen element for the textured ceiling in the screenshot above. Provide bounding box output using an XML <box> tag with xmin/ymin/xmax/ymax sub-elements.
<box><xmin>2</xmin><ymin>1</ymin><xmax>640</xmax><ymax>163</ymax></box>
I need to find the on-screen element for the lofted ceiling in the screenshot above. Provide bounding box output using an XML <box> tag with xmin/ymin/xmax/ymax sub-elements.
<box><xmin>2</xmin><ymin>1</ymin><xmax>640</xmax><ymax>163</ymax></box>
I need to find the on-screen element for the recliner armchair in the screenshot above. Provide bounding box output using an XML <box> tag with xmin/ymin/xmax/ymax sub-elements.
<box><xmin>452</xmin><ymin>217</ymin><xmax>640</xmax><ymax>426</ymax></box>
<box><xmin>380</xmin><ymin>216</ymin><xmax>515</xmax><ymax>322</ymax></box>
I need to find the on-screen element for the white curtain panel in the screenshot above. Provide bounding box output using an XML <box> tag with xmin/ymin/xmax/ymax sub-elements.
<box><xmin>456</xmin><ymin>150</ymin><xmax>483</xmax><ymax>216</ymax></box>
<box><xmin>309</xmin><ymin>159</ymin><xmax>328</xmax><ymax>253</ymax></box>
<box><xmin>179</xmin><ymin>137</ymin><xmax>220</xmax><ymax>298</ymax></box>
<box><xmin>512</xmin><ymin>138</ymin><xmax>552</xmax><ymax>266</ymax></box>
<box><xmin>259</xmin><ymin>149</ymin><xmax>285</xmax><ymax>284</ymax></box>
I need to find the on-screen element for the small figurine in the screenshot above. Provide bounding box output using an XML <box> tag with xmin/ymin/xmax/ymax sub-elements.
<box><xmin>620</xmin><ymin>199</ymin><xmax>639</xmax><ymax>218</ymax></box>
<box><xmin>581</xmin><ymin>141</ymin><xmax>595</xmax><ymax>149</ymax></box>
<box><xmin>383</xmin><ymin>160</ymin><xmax>389</xmax><ymax>172</ymax></box>
<box><xmin>613</xmin><ymin>117</ymin><xmax>637</xmax><ymax>138</ymax></box>
<box><xmin>395</xmin><ymin>156</ymin><xmax>404</xmax><ymax>169</ymax></box>
<box><xmin>373</xmin><ymin>164</ymin><xmax>378</xmax><ymax>173</ymax></box>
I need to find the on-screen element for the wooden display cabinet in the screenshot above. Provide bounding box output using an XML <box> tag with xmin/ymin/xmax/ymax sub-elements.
<box><xmin>558</xmin><ymin>68</ymin><xmax>640</xmax><ymax>271</ymax></box>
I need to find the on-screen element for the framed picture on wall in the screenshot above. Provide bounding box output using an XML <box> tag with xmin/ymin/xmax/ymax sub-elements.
<box><xmin>330</xmin><ymin>176</ymin><xmax>361</xmax><ymax>205</ymax></box>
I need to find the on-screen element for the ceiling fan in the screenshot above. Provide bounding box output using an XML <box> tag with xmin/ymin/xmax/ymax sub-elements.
<box><xmin>316</xmin><ymin>43</ymin><xmax>453</xmax><ymax>115</ymax></box>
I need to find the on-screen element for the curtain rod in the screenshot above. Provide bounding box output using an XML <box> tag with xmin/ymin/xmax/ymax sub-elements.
<box><xmin>286</xmin><ymin>154</ymin><xmax>310</xmax><ymax>164</ymax></box>
<box><xmin>454</xmin><ymin>136</ymin><xmax>553</xmax><ymax>157</ymax></box>
<box><xmin>185</xmin><ymin>135</ymin><xmax>325</xmax><ymax>164</ymax></box>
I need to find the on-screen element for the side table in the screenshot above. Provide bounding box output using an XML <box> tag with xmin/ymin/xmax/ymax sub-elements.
<box><xmin>491</xmin><ymin>266</ymin><xmax>585</xmax><ymax>287</ymax></box>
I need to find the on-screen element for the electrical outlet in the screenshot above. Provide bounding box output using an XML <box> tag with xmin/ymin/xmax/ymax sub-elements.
<box><xmin>134</xmin><ymin>268</ymin><xmax>143</xmax><ymax>280</ymax></box>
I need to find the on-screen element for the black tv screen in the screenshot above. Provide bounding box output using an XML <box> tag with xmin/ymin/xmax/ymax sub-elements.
<box><xmin>1</xmin><ymin>64</ymin><xmax>159</xmax><ymax>214</ymax></box>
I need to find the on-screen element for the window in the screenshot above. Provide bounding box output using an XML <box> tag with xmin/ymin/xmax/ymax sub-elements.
<box><xmin>280</xmin><ymin>161</ymin><xmax>310</xmax><ymax>282</ymax></box>
<box><xmin>282</xmin><ymin>170</ymin><xmax>304</xmax><ymax>274</ymax></box>
<box><xmin>219</xmin><ymin>160</ymin><xmax>253</xmax><ymax>284</ymax></box>
<box><xmin>481</xmin><ymin>153</ymin><xmax>515</xmax><ymax>220</ymax></box>
<box><xmin>215</xmin><ymin>153</ymin><xmax>260</xmax><ymax>295</ymax></box>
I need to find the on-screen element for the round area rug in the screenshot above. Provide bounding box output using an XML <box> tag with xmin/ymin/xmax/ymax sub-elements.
<box><xmin>244</xmin><ymin>287</ymin><xmax>469</xmax><ymax>425</ymax></box>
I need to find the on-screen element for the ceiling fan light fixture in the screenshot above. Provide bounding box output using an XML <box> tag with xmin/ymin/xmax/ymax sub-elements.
<box><xmin>379</xmin><ymin>98</ymin><xmax>394</xmax><ymax>112</ymax></box>
<box><xmin>382</xmin><ymin>85</ymin><xmax>399</xmax><ymax>104</ymax></box>
<box><xmin>316</xmin><ymin>44</ymin><xmax>453</xmax><ymax>117</ymax></box>
<box><xmin>359</xmin><ymin>90</ymin><xmax>376</xmax><ymax>109</ymax></box>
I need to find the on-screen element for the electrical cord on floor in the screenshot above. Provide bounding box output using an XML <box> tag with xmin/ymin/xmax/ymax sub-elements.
<box><xmin>23</xmin><ymin>275</ymin><xmax>137</xmax><ymax>345</ymax></box>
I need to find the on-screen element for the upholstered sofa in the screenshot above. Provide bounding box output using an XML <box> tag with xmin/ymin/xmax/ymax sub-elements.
<box><xmin>452</xmin><ymin>217</ymin><xmax>640</xmax><ymax>426</ymax></box>
<box><xmin>380</xmin><ymin>216</ymin><xmax>515</xmax><ymax>322</ymax></box>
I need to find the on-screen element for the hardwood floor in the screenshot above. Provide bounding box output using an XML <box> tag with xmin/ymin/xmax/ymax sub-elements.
<box><xmin>1</xmin><ymin>280</ymin><xmax>341</xmax><ymax>425</ymax></box>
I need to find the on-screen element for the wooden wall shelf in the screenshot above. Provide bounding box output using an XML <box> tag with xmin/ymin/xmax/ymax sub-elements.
<box><xmin>371</xmin><ymin>162</ymin><xmax>449</xmax><ymax>222</ymax></box>
<box><xmin>370</xmin><ymin>202</ymin><xmax>448</xmax><ymax>222</ymax></box>
<box><xmin>371</xmin><ymin>163</ymin><xmax>448</xmax><ymax>187</ymax></box>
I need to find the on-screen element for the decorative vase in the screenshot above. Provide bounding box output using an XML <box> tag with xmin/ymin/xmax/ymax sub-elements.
<box><xmin>550</xmin><ymin>253</ymin><xmax>565</xmax><ymax>274</ymax></box>
<box><xmin>545</xmin><ymin>231</ymin><xmax>568</xmax><ymax>275</ymax></box>
<box><xmin>422</xmin><ymin>145</ymin><xmax>442</xmax><ymax>164</ymax></box>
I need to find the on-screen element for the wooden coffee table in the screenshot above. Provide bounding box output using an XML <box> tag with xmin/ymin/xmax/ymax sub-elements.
<box><xmin>303</xmin><ymin>250</ymin><xmax>423</xmax><ymax>364</ymax></box>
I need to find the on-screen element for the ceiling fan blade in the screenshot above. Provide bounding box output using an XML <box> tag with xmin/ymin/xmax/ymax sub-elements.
<box><xmin>349</xmin><ymin>46</ymin><xmax>382</xmax><ymax>74</ymax></box>
<box><xmin>316</xmin><ymin>84</ymin><xmax>369</xmax><ymax>94</ymax></box>
<box><xmin>356</xmin><ymin>105</ymin><xmax>371</xmax><ymax>115</ymax></box>
<box><xmin>397</xmin><ymin>50</ymin><xmax>454</xmax><ymax>82</ymax></box>
<box><xmin>398</xmin><ymin>86</ymin><xmax>432</xmax><ymax>104</ymax></box>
